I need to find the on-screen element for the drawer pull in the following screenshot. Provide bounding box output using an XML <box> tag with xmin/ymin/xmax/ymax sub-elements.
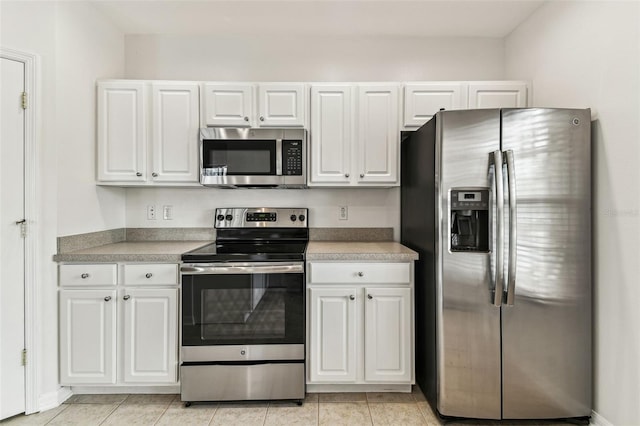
<box><xmin>357</xmin><ymin>272</ymin><xmax>364</xmax><ymax>277</ymax></box>
<box><xmin>104</xmin><ymin>296</ymin><xmax>111</xmax><ymax>302</ymax></box>
<box><xmin>349</xmin><ymin>295</ymin><xmax>355</xmax><ymax>301</ymax></box>
<box><xmin>367</xmin><ymin>294</ymin><xmax>373</xmax><ymax>300</ymax></box>
<box><xmin>145</xmin><ymin>273</ymin><xmax>153</xmax><ymax>278</ymax></box>
<box><xmin>123</xmin><ymin>295</ymin><xmax>131</xmax><ymax>301</ymax></box>
<box><xmin>81</xmin><ymin>273</ymin><xmax>90</xmax><ymax>279</ymax></box>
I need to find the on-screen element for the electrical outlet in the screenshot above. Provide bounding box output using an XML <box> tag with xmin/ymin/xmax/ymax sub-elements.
<box><xmin>339</xmin><ymin>206</ymin><xmax>348</xmax><ymax>220</ymax></box>
<box><xmin>147</xmin><ymin>205</ymin><xmax>156</xmax><ymax>220</ymax></box>
<box><xmin>163</xmin><ymin>205</ymin><xmax>173</xmax><ymax>220</ymax></box>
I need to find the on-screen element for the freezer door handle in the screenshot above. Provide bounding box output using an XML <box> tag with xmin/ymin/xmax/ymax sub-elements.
<box><xmin>492</xmin><ymin>150</ymin><xmax>504</xmax><ymax>307</ymax></box>
<box><xmin>505</xmin><ymin>150</ymin><xmax>517</xmax><ymax>306</ymax></box>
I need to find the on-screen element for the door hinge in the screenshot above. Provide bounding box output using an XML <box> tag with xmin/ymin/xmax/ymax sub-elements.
<box><xmin>22</xmin><ymin>92</ymin><xmax>28</xmax><ymax>109</ymax></box>
<box><xmin>21</xmin><ymin>349</ymin><xmax>27</xmax><ymax>366</ymax></box>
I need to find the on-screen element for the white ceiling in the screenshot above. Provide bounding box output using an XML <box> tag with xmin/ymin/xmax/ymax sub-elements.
<box><xmin>92</xmin><ymin>0</ymin><xmax>545</xmax><ymax>38</ymax></box>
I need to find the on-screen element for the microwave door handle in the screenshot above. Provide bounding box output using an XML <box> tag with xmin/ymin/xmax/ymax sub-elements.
<box><xmin>505</xmin><ymin>150</ymin><xmax>517</xmax><ymax>306</ymax></box>
<box><xmin>492</xmin><ymin>150</ymin><xmax>504</xmax><ymax>307</ymax></box>
<box><xmin>276</xmin><ymin>139</ymin><xmax>282</xmax><ymax>175</ymax></box>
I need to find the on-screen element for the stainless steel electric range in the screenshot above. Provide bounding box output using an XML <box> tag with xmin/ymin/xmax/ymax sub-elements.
<box><xmin>180</xmin><ymin>208</ymin><xmax>308</xmax><ymax>405</ymax></box>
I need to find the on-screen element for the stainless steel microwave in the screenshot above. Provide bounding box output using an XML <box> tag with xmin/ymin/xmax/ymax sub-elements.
<box><xmin>200</xmin><ymin>128</ymin><xmax>306</xmax><ymax>188</ymax></box>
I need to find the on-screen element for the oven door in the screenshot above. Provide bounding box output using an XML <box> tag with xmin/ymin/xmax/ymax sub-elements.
<box><xmin>180</xmin><ymin>262</ymin><xmax>304</xmax><ymax>361</ymax></box>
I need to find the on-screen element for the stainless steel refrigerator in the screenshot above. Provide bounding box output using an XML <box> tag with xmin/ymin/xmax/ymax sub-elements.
<box><xmin>401</xmin><ymin>108</ymin><xmax>591</xmax><ymax>421</ymax></box>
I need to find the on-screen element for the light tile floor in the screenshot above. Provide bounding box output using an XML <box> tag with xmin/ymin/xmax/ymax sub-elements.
<box><xmin>0</xmin><ymin>387</ymin><xmax>582</xmax><ymax>426</ymax></box>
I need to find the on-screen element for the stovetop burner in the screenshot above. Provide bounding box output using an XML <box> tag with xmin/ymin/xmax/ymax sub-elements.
<box><xmin>182</xmin><ymin>208</ymin><xmax>309</xmax><ymax>263</ymax></box>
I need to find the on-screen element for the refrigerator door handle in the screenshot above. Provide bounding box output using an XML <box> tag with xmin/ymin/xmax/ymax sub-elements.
<box><xmin>492</xmin><ymin>150</ymin><xmax>504</xmax><ymax>307</ymax></box>
<box><xmin>505</xmin><ymin>150</ymin><xmax>517</xmax><ymax>306</ymax></box>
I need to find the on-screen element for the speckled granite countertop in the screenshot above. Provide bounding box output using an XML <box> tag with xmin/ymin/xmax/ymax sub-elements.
<box><xmin>306</xmin><ymin>242</ymin><xmax>418</xmax><ymax>261</ymax></box>
<box><xmin>53</xmin><ymin>241</ymin><xmax>212</xmax><ymax>263</ymax></box>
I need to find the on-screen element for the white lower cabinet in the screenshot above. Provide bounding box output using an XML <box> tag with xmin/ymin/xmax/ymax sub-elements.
<box><xmin>307</xmin><ymin>261</ymin><xmax>414</xmax><ymax>388</ymax></box>
<box><xmin>59</xmin><ymin>290</ymin><xmax>117</xmax><ymax>384</ymax></box>
<box><xmin>121</xmin><ymin>288</ymin><xmax>178</xmax><ymax>383</ymax></box>
<box><xmin>58</xmin><ymin>263</ymin><xmax>179</xmax><ymax>386</ymax></box>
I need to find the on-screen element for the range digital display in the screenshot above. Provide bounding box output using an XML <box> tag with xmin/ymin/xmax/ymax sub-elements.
<box><xmin>246</xmin><ymin>212</ymin><xmax>277</xmax><ymax>222</ymax></box>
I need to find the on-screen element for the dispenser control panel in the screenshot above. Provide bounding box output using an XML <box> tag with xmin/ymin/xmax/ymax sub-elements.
<box><xmin>451</xmin><ymin>190</ymin><xmax>489</xmax><ymax>210</ymax></box>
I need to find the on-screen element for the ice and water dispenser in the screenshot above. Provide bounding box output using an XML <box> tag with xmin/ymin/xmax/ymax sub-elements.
<box><xmin>450</xmin><ymin>189</ymin><xmax>489</xmax><ymax>252</ymax></box>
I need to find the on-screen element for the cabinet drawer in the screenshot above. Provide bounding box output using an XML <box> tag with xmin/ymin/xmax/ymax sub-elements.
<box><xmin>59</xmin><ymin>264</ymin><xmax>117</xmax><ymax>286</ymax></box>
<box><xmin>309</xmin><ymin>262</ymin><xmax>410</xmax><ymax>284</ymax></box>
<box><xmin>123</xmin><ymin>264</ymin><xmax>178</xmax><ymax>285</ymax></box>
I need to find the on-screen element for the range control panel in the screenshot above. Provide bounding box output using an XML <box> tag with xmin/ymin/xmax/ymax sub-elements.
<box><xmin>215</xmin><ymin>208</ymin><xmax>308</xmax><ymax>228</ymax></box>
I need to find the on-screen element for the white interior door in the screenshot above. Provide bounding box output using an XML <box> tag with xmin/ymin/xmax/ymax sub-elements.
<box><xmin>0</xmin><ymin>57</ymin><xmax>26</xmax><ymax>420</ymax></box>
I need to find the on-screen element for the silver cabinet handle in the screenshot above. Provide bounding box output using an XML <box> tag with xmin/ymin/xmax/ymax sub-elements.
<box><xmin>81</xmin><ymin>273</ymin><xmax>89</xmax><ymax>279</ymax></box>
<box><xmin>151</xmin><ymin>172</ymin><xmax>158</xmax><ymax>177</ymax></box>
<box><xmin>345</xmin><ymin>173</ymin><xmax>350</xmax><ymax>178</ymax></box>
<box><xmin>123</xmin><ymin>295</ymin><xmax>130</xmax><ymax>300</ymax></box>
<box><xmin>104</xmin><ymin>296</ymin><xmax>111</xmax><ymax>302</ymax></box>
<box><xmin>243</xmin><ymin>116</ymin><xmax>249</xmax><ymax>122</ymax></box>
<box><xmin>492</xmin><ymin>150</ymin><xmax>505</xmax><ymax>307</ymax></box>
<box><xmin>360</xmin><ymin>173</ymin><xmax>365</xmax><ymax>178</ymax></box>
<box><xmin>505</xmin><ymin>149</ymin><xmax>517</xmax><ymax>306</ymax></box>
<box><xmin>145</xmin><ymin>273</ymin><xmax>153</xmax><ymax>278</ymax></box>
<box><xmin>367</xmin><ymin>294</ymin><xmax>373</xmax><ymax>300</ymax></box>
<box><xmin>357</xmin><ymin>272</ymin><xmax>364</xmax><ymax>277</ymax></box>
<box><xmin>259</xmin><ymin>116</ymin><xmax>265</xmax><ymax>121</ymax></box>
<box><xmin>349</xmin><ymin>295</ymin><xmax>355</xmax><ymax>301</ymax></box>
<box><xmin>136</xmin><ymin>172</ymin><xmax>142</xmax><ymax>177</ymax></box>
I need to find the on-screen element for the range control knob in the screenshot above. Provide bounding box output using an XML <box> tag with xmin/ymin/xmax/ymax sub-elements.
<box><xmin>298</xmin><ymin>214</ymin><xmax>306</xmax><ymax>222</ymax></box>
<box><xmin>216</xmin><ymin>214</ymin><xmax>225</xmax><ymax>221</ymax></box>
<box><xmin>290</xmin><ymin>214</ymin><xmax>297</xmax><ymax>222</ymax></box>
<box><xmin>225</xmin><ymin>214</ymin><xmax>233</xmax><ymax>221</ymax></box>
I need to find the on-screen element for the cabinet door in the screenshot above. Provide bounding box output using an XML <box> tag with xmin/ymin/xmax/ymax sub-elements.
<box><xmin>258</xmin><ymin>84</ymin><xmax>305</xmax><ymax>127</ymax></box>
<box><xmin>364</xmin><ymin>287</ymin><xmax>411</xmax><ymax>382</ymax></box>
<box><xmin>97</xmin><ymin>82</ymin><xmax>146</xmax><ymax>181</ymax></box>
<box><xmin>309</xmin><ymin>86</ymin><xmax>353</xmax><ymax>185</ymax></box>
<box><xmin>357</xmin><ymin>85</ymin><xmax>400</xmax><ymax>185</ymax></box>
<box><xmin>202</xmin><ymin>83</ymin><xmax>253</xmax><ymax>127</ymax></box>
<box><xmin>308</xmin><ymin>287</ymin><xmax>357</xmax><ymax>382</ymax></box>
<box><xmin>468</xmin><ymin>82</ymin><xmax>528</xmax><ymax>109</ymax></box>
<box><xmin>151</xmin><ymin>83</ymin><xmax>199</xmax><ymax>182</ymax></box>
<box><xmin>121</xmin><ymin>288</ymin><xmax>178</xmax><ymax>383</ymax></box>
<box><xmin>403</xmin><ymin>83</ymin><xmax>467</xmax><ymax>127</ymax></box>
<box><xmin>59</xmin><ymin>290</ymin><xmax>116</xmax><ymax>384</ymax></box>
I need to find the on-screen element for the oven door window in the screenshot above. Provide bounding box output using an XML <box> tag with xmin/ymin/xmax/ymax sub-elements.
<box><xmin>202</xmin><ymin>140</ymin><xmax>276</xmax><ymax>175</ymax></box>
<box><xmin>182</xmin><ymin>272</ymin><xmax>303</xmax><ymax>346</ymax></box>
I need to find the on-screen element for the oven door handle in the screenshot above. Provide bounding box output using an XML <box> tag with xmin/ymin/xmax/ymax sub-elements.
<box><xmin>180</xmin><ymin>262</ymin><xmax>304</xmax><ymax>275</ymax></box>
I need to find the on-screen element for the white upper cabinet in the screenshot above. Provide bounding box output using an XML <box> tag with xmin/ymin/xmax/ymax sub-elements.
<box><xmin>97</xmin><ymin>81</ymin><xmax>146</xmax><ymax>182</ymax></box>
<box><xmin>97</xmin><ymin>80</ymin><xmax>200</xmax><ymax>186</ymax></box>
<box><xmin>202</xmin><ymin>83</ymin><xmax>253</xmax><ymax>127</ymax></box>
<box><xmin>402</xmin><ymin>81</ymin><xmax>530</xmax><ymax>128</ymax></box>
<box><xmin>309</xmin><ymin>85</ymin><xmax>353</xmax><ymax>184</ymax></box>
<box><xmin>468</xmin><ymin>81</ymin><xmax>529</xmax><ymax>109</ymax></box>
<box><xmin>151</xmin><ymin>83</ymin><xmax>200</xmax><ymax>182</ymax></box>
<box><xmin>357</xmin><ymin>85</ymin><xmax>399</xmax><ymax>184</ymax></box>
<box><xmin>403</xmin><ymin>82</ymin><xmax>467</xmax><ymax>127</ymax></box>
<box><xmin>202</xmin><ymin>83</ymin><xmax>306</xmax><ymax>128</ymax></box>
<box><xmin>258</xmin><ymin>84</ymin><xmax>306</xmax><ymax>127</ymax></box>
<box><xmin>309</xmin><ymin>83</ymin><xmax>400</xmax><ymax>187</ymax></box>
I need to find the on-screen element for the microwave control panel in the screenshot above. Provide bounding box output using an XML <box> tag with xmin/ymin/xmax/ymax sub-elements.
<box><xmin>282</xmin><ymin>140</ymin><xmax>303</xmax><ymax>175</ymax></box>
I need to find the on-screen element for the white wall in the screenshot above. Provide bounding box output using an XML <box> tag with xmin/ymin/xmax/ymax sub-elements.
<box><xmin>505</xmin><ymin>2</ymin><xmax>640</xmax><ymax>424</ymax></box>
<box><xmin>1</xmin><ymin>0</ymin><xmax>125</xmax><ymax>410</ymax></box>
<box><xmin>124</xmin><ymin>35</ymin><xmax>505</xmax><ymax>237</ymax></box>
<box><xmin>56</xmin><ymin>2</ymin><xmax>126</xmax><ymax>236</ymax></box>
<box><xmin>125</xmin><ymin>35</ymin><xmax>504</xmax><ymax>82</ymax></box>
